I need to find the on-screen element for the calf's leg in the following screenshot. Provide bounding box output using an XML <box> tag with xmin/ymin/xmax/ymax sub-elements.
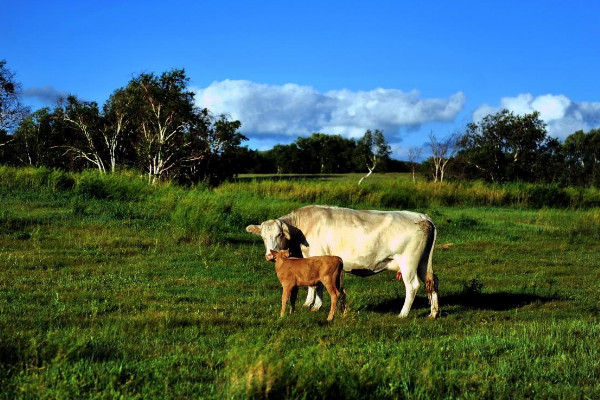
<box><xmin>280</xmin><ymin>284</ymin><xmax>292</xmax><ymax>318</ymax></box>
<box><xmin>289</xmin><ymin>286</ymin><xmax>299</xmax><ymax>315</ymax></box>
<box><xmin>323</xmin><ymin>282</ymin><xmax>339</xmax><ymax>321</ymax></box>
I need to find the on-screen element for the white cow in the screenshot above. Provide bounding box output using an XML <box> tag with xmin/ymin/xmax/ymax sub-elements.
<box><xmin>246</xmin><ymin>205</ymin><xmax>440</xmax><ymax>318</ymax></box>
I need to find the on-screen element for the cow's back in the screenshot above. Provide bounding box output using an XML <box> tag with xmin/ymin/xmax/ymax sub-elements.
<box><xmin>286</xmin><ymin>205</ymin><xmax>431</xmax><ymax>272</ymax></box>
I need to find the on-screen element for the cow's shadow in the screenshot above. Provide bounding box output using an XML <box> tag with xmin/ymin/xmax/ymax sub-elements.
<box><xmin>366</xmin><ymin>291</ymin><xmax>561</xmax><ymax>314</ymax></box>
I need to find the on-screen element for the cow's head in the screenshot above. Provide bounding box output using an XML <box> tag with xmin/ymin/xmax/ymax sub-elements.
<box><xmin>246</xmin><ymin>219</ymin><xmax>291</xmax><ymax>261</ymax></box>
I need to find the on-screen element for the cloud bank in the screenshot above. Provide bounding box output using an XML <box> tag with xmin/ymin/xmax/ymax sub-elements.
<box><xmin>473</xmin><ymin>94</ymin><xmax>600</xmax><ymax>140</ymax></box>
<box><xmin>194</xmin><ymin>80</ymin><xmax>466</xmax><ymax>142</ymax></box>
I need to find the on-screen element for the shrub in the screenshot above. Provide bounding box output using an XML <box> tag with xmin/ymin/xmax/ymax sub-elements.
<box><xmin>527</xmin><ymin>185</ymin><xmax>570</xmax><ymax>208</ymax></box>
<box><xmin>75</xmin><ymin>170</ymin><xmax>153</xmax><ymax>201</ymax></box>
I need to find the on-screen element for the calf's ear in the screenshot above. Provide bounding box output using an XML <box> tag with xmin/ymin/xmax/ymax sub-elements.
<box><xmin>246</xmin><ymin>225</ymin><xmax>261</xmax><ymax>235</ymax></box>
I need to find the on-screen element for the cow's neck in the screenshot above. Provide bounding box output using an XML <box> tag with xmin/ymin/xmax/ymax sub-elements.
<box><xmin>279</xmin><ymin>216</ymin><xmax>307</xmax><ymax>258</ymax></box>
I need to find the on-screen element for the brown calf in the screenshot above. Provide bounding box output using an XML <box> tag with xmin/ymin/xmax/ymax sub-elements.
<box><xmin>270</xmin><ymin>249</ymin><xmax>344</xmax><ymax>321</ymax></box>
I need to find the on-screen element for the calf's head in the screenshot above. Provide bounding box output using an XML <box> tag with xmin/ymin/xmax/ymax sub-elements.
<box><xmin>246</xmin><ymin>219</ymin><xmax>291</xmax><ymax>261</ymax></box>
<box><xmin>269</xmin><ymin>249</ymin><xmax>291</xmax><ymax>261</ymax></box>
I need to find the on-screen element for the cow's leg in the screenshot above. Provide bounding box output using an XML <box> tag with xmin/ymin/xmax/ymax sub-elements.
<box><xmin>303</xmin><ymin>284</ymin><xmax>324</xmax><ymax>311</ymax></box>
<box><xmin>312</xmin><ymin>283</ymin><xmax>324</xmax><ymax>311</ymax></box>
<box><xmin>395</xmin><ymin>255</ymin><xmax>420</xmax><ymax>318</ymax></box>
<box><xmin>303</xmin><ymin>286</ymin><xmax>316</xmax><ymax>308</ymax></box>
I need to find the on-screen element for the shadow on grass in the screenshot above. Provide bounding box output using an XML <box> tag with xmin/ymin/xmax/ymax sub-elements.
<box><xmin>233</xmin><ymin>174</ymin><xmax>337</xmax><ymax>182</ymax></box>
<box><xmin>367</xmin><ymin>291</ymin><xmax>562</xmax><ymax>314</ymax></box>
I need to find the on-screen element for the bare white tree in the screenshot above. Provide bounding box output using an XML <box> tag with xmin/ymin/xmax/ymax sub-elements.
<box><xmin>429</xmin><ymin>131</ymin><xmax>460</xmax><ymax>182</ymax></box>
<box><xmin>407</xmin><ymin>146</ymin><xmax>423</xmax><ymax>183</ymax></box>
<box><xmin>357</xmin><ymin>129</ymin><xmax>391</xmax><ymax>185</ymax></box>
<box><xmin>62</xmin><ymin>98</ymin><xmax>107</xmax><ymax>173</ymax></box>
<box><xmin>102</xmin><ymin>90</ymin><xmax>130</xmax><ymax>173</ymax></box>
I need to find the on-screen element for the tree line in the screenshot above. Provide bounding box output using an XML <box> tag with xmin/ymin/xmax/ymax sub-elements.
<box><xmin>1</xmin><ymin>59</ymin><xmax>600</xmax><ymax>187</ymax></box>
<box><xmin>0</xmin><ymin>64</ymin><xmax>247</xmax><ymax>185</ymax></box>
<box><xmin>236</xmin><ymin>130</ymin><xmax>408</xmax><ymax>176</ymax></box>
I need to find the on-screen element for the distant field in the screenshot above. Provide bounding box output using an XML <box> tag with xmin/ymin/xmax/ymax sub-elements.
<box><xmin>1</xmin><ymin>168</ymin><xmax>599</xmax><ymax>399</ymax></box>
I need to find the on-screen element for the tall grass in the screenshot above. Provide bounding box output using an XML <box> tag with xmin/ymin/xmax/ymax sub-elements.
<box><xmin>2</xmin><ymin>167</ymin><xmax>600</xmax><ymax>245</ymax></box>
<box><xmin>222</xmin><ymin>175</ymin><xmax>600</xmax><ymax>209</ymax></box>
<box><xmin>3</xmin><ymin>167</ymin><xmax>600</xmax><ymax>213</ymax></box>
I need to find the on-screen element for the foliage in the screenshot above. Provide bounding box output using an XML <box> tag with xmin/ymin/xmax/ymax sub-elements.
<box><xmin>3</xmin><ymin>59</ymin><xmax>600</xmax><ymax>188</ymax></box>
<box><xmin>458</xmin><ymin>109</ymin><xmax>561</xmax><ymax>183</ymax></box>
<box><xmin>243</xmin><ymin>132</ymin><xmax>397</xmax><ymax>176</ymax></box>
<box><xmin>0</xmin><ymin>59</ymin><xmax>29</xmax><ymax>136</ymax></box>
<box><xmin>1</xmin><ymin>69</ymin><xmax>247</xmax><ymax>186</ymax></box>
<box><xmin>258</xmin><ymin>133</ymin><xmax>358</xmax><ymax>174</ymax></box>
<box><xmin>560</xmin><ymin>128</ymin><xmax>600</xmax><ymax>187</ymax></box>
<box><xmin>1</xmin><ymin>170</ymin><xmax>599</xmax><ymax>399</ymax></box>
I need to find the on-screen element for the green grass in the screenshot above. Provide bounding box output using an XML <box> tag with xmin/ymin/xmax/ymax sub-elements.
<box><xmin>1</xmin><ymin>169</ymin><xmax>599</xmax><ymax>399</ymax></box>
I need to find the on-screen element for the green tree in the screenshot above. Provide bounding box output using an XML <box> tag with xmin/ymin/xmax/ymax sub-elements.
<box><xmin>119</xmin><ymin>69</ymin><xmax>197</xmax><ymax>181</ymax></box>
<box><xmin>261</xmin><ymin>133</ymin><xmax>357</xmax><ymax>174</ymax></box>
<box><xmin>265</xmin><ymin>143</ymin><xmax>302</xmax><ymax>174</ymax></box>
<box><xmin>10</xmin><ymin>108</ymin><xmax>72</xmax><ymax>168</ymax></box>
<box><xmin>294</xmin><ymin>133</ymin><xmax>357</xmax><ymax>174</ymax></box>
<box><xmin>561</xmin><ymin>129</ymin><xmax>600</xmax><ymax>187</ymax></box>
<box><xmin>181</xmin><ymin>109</ymin><xmax>247</xmax><ymax>185</ymax></box>
<box><xmin>458</xmin><ymin>109</ymin><xmax>554</xmax><ymax>182</ymax></box>
<box><xmin>0</xmin><ymin>60</ymin><xmax>29</xmax><ymax>137</ymax></box>
<box><xmin>61</xmin><ymin>96</ymin><xmax>108</xmax><ymax>172</ymax></box>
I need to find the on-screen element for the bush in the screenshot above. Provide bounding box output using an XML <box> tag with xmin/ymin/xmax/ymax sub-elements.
<box><xmin>527</xmin><ymin>185</ymin><xmax>570</xmax><ymax>208</ymax></box>
<box><xmin>0</xmin><ymin>166</ymin><xmax>75</xmax><ymax>191</ymax></box>
<box><xmin>75</xmin><ymin>170</ymin><xmax>154</xmax><ymax>201</ymax></box>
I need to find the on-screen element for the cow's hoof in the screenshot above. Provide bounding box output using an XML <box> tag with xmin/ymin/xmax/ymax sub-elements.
<box><xmin>311</xmin><ymin>307</ymin><xmax>319</xmax><ymax>312</ymax></box>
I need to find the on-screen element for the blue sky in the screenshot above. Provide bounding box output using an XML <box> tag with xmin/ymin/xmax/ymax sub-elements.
<box><xmin>4</xmin><ymin>1</ymin><xmax>600</xmax><ymax>159</ymax></box>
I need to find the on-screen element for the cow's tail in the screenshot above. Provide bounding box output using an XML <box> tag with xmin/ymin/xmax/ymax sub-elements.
<box><xmin>419</xmin><ymin>218</ymin><xmax>440</xmax><ymax>318</ymax></box>
<box><xmin>337</xmin><ymin>259</ymin><xmax>347</xmax><ymax>316</ymax></box>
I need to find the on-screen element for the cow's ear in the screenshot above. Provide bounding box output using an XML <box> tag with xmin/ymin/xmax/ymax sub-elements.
<box><xmin>282</xmin><ymin>223</ymin><xmax>291</xmax><ymax>240</ymax></box>
<box><xmin>246</xmin><ymin>225</ymin><xmax>261</xmax><ymax>235</ymax></box>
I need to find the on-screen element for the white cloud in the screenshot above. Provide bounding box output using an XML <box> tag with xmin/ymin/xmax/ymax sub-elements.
<box><xmin>193</xmin><ymin>80</ymin><xmax>465</xmax><ymax>141</ymax></box>
<box><xmin>473</xmin><ymin>94</ymin><xmax>600</xmax><ymax>139</ymax></box>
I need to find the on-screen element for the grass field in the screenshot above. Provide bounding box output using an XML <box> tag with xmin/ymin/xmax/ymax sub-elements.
<box><xmin>1</xmin><ymin>168</ymin><xmax>599</xmax><ymax>399</ymax></box>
